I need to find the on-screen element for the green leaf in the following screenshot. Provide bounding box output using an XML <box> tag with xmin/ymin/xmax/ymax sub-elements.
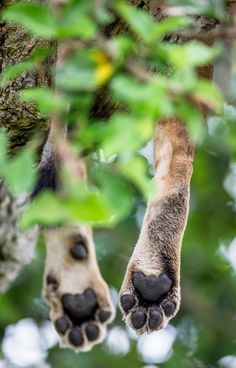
<box><xmin>101</xmin><ymin>113</ymin><xmax>154</xmax><ymax>157</ymax></box>
<box><xmin>57</xmin><ymin>0</ymin><xmax>97</xmax><ymax>39</ymax></box>
<box><xmin>116</xmin><ymin>2</ymin><xmax>192</xmax><ymax>44</ymax></box>
<box><xmin>20</xmin><ymin>88</ymin><xmax>68</xmax><ymax>116</ymax></box>
<box><xmin>175</xmin><ymin>99</ymin><xmax>206</xmax><ymax>144</ymax></box>
<box><xmin>0</xmin><ymin>47</ymin><xmax>51</xmax><ymax>86</ymax></box>
<box><xmin>21</xmin><ymin>187</ymin><xmax>112</xmax><ymax>228</ymax></box>
<box><xmin>191</xmin><ymin>80</ymin><xmax>223</xmax><ymax>113</ymax></box>
<box><xmin>111</xmin><ymin>36</ymin><xmax>135</xmax><ymax>66</ymax></box>
<box><xmin>154</xmin><ymin>16</ymin><xmax>193</xmax><ymax>38</ymax></box>
<box><xmin>56</xmin><ymin>49</ymin><xmax>113</xmax><ymax>91</ymax></box>
<box><xmin>94</xmin><ymin>168</ymin><xmax>133</xmax><ymax>224</ymax></box>
<box><xmin>66</xmin><ymin>192</ymin><xmax>111</xmax><ymax>223</ymax></box>
<box><xmin>119</xmin><ymin>155</ymin><xmax>152</xmax><ymax>198</ymax></box>
<box><xmin>1</xmin><ymin>61</ymin><xmax>36</xmax><ymax>86</ymax></box>
<box><xmin>111</xmin><ymin>75</ymin><xmax>172</xmax><ymax>118</ymax></box>
<box><xmin>20</xmin><ymin>192</ymin><xmax>69</xmax><ymax>229</ymax></box>
<box><xmin>165</xmin><ymin>42</ymin><xmax>220</xmax><ymax>68</ymax></box>
<box><xmin>2</xmin><ymin>2</ymin><xmax>57</xmax><ymax>38</ymax></box>
<box><xmin>115</xmin><ymin>1</ymin><xmax>159</xmax><ymax>44</ymax></box>
<box><xmin>2</xmin><ymin>148</ymin><xmax>37</xmax><ymax>195</ymax></box>
<box><xmin>0</xmin><ymin>132</ymin><xmax>7</xmax><ymax>166</ymax></box>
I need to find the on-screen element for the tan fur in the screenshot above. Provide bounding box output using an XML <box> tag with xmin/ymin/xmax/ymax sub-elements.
<box><xmin>119</xmin><ymin>118</ymin><xmax>194</xmax><ymax>333</ymax></box>
<box><xmin>43</xmin><ymin>225</ymin><xmax>115</xmax><ymax>352</ymax></box>
<box><xmin>118</xmin><ymin>11</ymin><xmax>215</xmax><ymax>333</ymax></box>
<box><xmin>41</xmin><ymin>0</ymin><xmax>115</xmax><ymax>352</ymax></box>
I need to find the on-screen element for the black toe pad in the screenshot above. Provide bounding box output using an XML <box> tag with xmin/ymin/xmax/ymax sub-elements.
<box><xmin>162</xmin><ymin>300</ymin><xmax>175</xmax><ymax>317</ymax></box>
<box><xmin>70</xmin><ymin>243</ymin><xmax>88</xmax><ymax>260</ymax></box>
<box><xmin>133</xmin><ymin>272</ymin><xmax>172</xmax><ymax>302</ymax></box>
<box><xmin>131</xmin><ymin>311</ymin><xmax>147</xmax><ymax>329</ymax></box>
<box><xmin>55</xmin><ymin>317</ymin><xmax>69</xmax><ymax>335</ymax></box>
<box><xmin>85</xmin><ymin>324</ymin><xmax>99</xmax><ymax>341</ymax></box>
<box><xmin>148</xmin><ymin>308</ymin><xmax>163</xmax><ymax>329</ymax></box>
<box><xmin>69</xmin><ymin>329</ymin><xmax>84</xmax><ymax>346</ymax></box>
<box><xmin>120</xmin><ymin>294</ymin><xmax>136</xmax><ymax>312</ymax></box>
<box><xmin>98</xmin><ymin>310</ymin><xmax>111</xmax><ymax>323</ymax></box>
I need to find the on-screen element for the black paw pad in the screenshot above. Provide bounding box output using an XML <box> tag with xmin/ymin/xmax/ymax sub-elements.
<box><xmin>85</xmin><ymin>324</ymin><xmax>99</xmax><ymax>341</ymax></box>
<box><xmin>69</xmin><ymin>329</ymin><xmax>84</xmax><ymax>347</ymax></box>
<box><xmin>46</xmin><ymin>274</ymin><xmax>58</xmax><ymax>290</ymax></box>
<box><xmin>55</xmin><ymin>317</ymin><xmax>69</xmax><ymax>335</ymax></box>
<box><xmin>131</xmin><ymin>311</ymin><xmax>146</xmax><ymax>329</ymax></box>
<box><xmin>162</xmin><ymin>300</ymin><xmax>175</xmax><ymax>317</ymax></box>
<box><xmin>148</xmin><ymin>308</ymin><xmax>163</xmax><ymax>329</ymax></box>
<box><xmin>98</xmin><ymin>310</ymin><xmax>111</xmax><ymax>323</ymax></box>
<box><xmin>62</xmin><ymin>288</ymin><xmax>97</xmax><ymax>319</ymax></box>
<box><xmin>120</xmin><ymin>294</ymin><xmax>135</xmax><ymax>312</ymax></box>
<box><xmin>133</xmin><ymin>272</ymin><xmax>172</xmax><ymax>302</ymax></box>
<box><xmin>70</xmin><ymin>242</ymin><xmax>88</xmax><ymax>260</ymax></box>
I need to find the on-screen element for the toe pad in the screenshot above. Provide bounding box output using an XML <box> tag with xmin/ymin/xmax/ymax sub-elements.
<box><xmin>131</xmin><ymin>311</ymin><xmax>146</xmax><ymax>329</ymax></box>
<box><xmin>120</xmin><ymin>294</ymin><xmax>136</xmax><ymax>312</ymax></box>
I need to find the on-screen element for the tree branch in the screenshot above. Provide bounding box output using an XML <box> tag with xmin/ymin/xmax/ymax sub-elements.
<box><xmin>0</xmin><ymin>181</ymin><xmax>38</xmax><ymax>292</ymax></box>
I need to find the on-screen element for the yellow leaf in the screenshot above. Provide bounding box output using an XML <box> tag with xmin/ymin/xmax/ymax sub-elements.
<box><xmin>90</xmin><ymin>50</ymin><xmax>113</xmax><ymax>84</ymax></box>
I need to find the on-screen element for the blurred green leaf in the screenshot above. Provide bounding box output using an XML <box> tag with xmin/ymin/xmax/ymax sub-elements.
<box><xmin>111</xmin><ymin>75</ymin><xmax>172</xmax><ymax>118</ymax></box>
<box><xmin>118</xmin><ymin>155</ymin><xmax>152</xmax><ymax>198</ymax></box>
<box><xmin>2</xmin><ymin>148</ymin><xmax>36</xmax><ymax>195</ymax></box>
<box><xmin>2</xmin><ymin>2</ymin><xmax>57</xmax><ymax>38</ymax></box>
<box><xmin>166</xmin><ymin>42</ymin><xmax>220</xmax><ymax>68</ymax></box>
<box><xmin>57</xmin><ymin>0</ymin><xmax>97</xmax><ymax>39</ymax></box>
<box><xmin>175</xmin><ymin>99</ymin><xmax>205</xmax><ymax>143</ymax></box>
<box><xmin>115</xmin><ymin>1</ymin><xmax>159</xmax><ymax>43</ymax></box>
<box><xmin>94</xmin><ymin>168</ymin><xmax>133</xmax><ymax>224</ymax></box>
<box><xmin>20</xmin><ymin>191</ymin><xmax>68</xmax><ymax>228</ymax></box>
<box><xmin>20</xmin><ymin>88</ymin><xmax>68</xmax><ymax>116</ymax></box>
<box><xmin>101</xmin><ymin>113</ymin><xmax>154</xmax><ymax>157</ymax></box>
<box><xmin>191</xmin><ymin>80</ymin><xmax>223</xmax><ymax>113</ymax></box>
<box><xmin>0</xmin><ymin>132</ymin><xmax>7</xmax><ymax>166</ymax></box>
<box><xmin>56</xmin><ymin>49</ymin><xmax>113</xmax><ymax>91</ymax></box>
<box><xmin>21</xmin><ymin>186</ymin><xmax>112</xmax><ymax>229</ymax></box>
<box><xmin>0</xmin><ymin>47</ymin><xmax>50</xmax><ymax>86</ymax></box>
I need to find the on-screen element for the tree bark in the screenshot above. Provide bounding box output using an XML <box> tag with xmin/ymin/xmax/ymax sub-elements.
<box><xmin>0</xmin><ymin>182</ymin><xmax>38</xmax><ymax>292</ymax></box>
<box><xmin>0</xmin><ymin>0</ymin><xmax>51</xmax><ymax>292</ymax></box>
<box><xmin>0</xmin><ymin>1</ymin><xmax>51</xmax><ymax>153</ymax></box>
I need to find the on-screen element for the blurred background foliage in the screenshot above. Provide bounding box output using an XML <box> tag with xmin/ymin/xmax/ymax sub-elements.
<box><xmin>0</xmin><ymin>0</ymin><xmax>236</xmax><ymax>367</ymax></box>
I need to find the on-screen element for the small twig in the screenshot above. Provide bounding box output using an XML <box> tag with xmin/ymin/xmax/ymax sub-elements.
<box><xmin>176</xmin><ymin>25</ymin><xmax>236</xmax><ymax>43</ymax></box>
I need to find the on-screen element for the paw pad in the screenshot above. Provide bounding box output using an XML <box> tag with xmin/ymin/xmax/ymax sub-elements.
<box><xmin>43</xmin><ymin>226</ymin><xmax>115</xmax><ymax>352</ymax></box>
<box><xmin>69</xmin><ymin>329</ymin><xmax>84</xmax><ymax>347</ymax></box>
<box><xmin>133</xmin><ymin>272</ymin><xmax>172</xmax><ymax>302</ymax></box>
<box><xmin>131</xmin><ymin>311</ymin><xmax>146</xmax><ymax>329</ymax></box>
<box><xmin>120</xmin><ymin>271</ymin><xmax>178</xmax><ymax>333</ymax></box>
<box><xmin>53</xmin><ymin>288</ymin><xmax>114</xmax><ymax>350</ymax></box>
<box><xmin>70</xmin><ymin>242</ymin><xmax>88</xmax><ymax>260</ymax></box>
<box><xmin>46</xmin><ymin>274</ymin><xmax>59</xmax><ymax>291</ymax></box>
<box><xmin>162</xmin><ymin>300</ymin><xmax>175</xmax><ymax>317</ymax></box>
<box><xmin>85</xmin><ymin>324</ymin><xmax>99</xmax><ymax>341</ymax></box>
<box><xmin>62</xmin><ymin>288</ymin><xmax>97</xmax><ymax>320</ymax></box>
<box><xmin>55</xmin><ymin>317</ymin><xmax>70</xmax><ymax>335</ymax></box>
<box><xmin>98</xmin><ymin>310</ymin><xmax>111</xmax><ymax>323</ymax></box>
<box><xmin>148</xmin><ymin>308</ymin><xmax>162</xmax><ymax>329</ymax></box>
<box><xmin>120</xmin><ymin>294</ymin><xmax>135</xmax><ymax>312</ymax></box>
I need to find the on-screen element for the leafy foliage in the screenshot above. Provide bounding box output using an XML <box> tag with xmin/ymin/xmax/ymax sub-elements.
<box><xmin>1</xmin><ymin>0</ymin><xmax>236</xmax><ymax>366</ymax></box>
<box><xmin>1</xmin><ymin>0</ymin><xmax>225</xmax><ymax>228</ymax></box>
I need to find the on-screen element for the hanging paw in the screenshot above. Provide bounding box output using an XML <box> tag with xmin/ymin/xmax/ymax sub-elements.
<box><xmin>119</xmin><ymin>119</ymin><xmax>194</xmax><ymax>334</ymax></box>
<box><xmin>119</xmin><ymin>190</ymin><xmax>187</xmax><ymax>333</ymax></box>
<box><xmin>120</xmin><ymin>268</ymin><xmax>180</xmax><ymax>333</ymax></box>
<box><xmin>43</xmin><ymin>225</ymin><xmax>115</xmax><ymax>352</ymax></box>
